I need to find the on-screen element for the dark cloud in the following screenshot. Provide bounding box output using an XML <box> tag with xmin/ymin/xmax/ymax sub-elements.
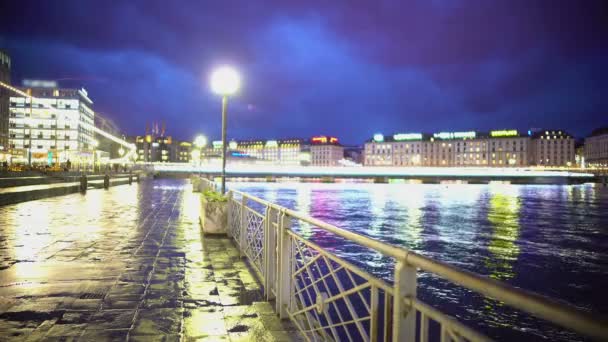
<box><xmin>0</xmin><ymin>0</ymin><xmax>606</xmax><ymax>143</ymax></box>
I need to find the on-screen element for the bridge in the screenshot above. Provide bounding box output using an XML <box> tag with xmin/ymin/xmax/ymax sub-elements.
<box><xmin>148</xmin><ymin>162</ymin><xmax>596</xmax><ymax>184</ymax></box>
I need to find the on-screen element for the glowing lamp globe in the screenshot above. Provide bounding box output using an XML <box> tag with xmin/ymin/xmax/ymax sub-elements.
<box><xmin>194</xmin><ymin>135</ymin><xmax>207</xmax><ymax>148</ymax></box>
<box><xmin>210</xmin><ymin>66</ymin><xmax>240</xmax><ymax>95</ymax></box>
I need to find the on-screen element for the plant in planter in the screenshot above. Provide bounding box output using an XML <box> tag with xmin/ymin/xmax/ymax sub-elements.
<box><xmin>200</xmin><ymin>189</ymin><xmax>228</xmax><ymax>235</ymax></box>
<box><xmin>191</xmin><ymin>176</ymin><xmax>201</xmax><ymax>192</ymax></box>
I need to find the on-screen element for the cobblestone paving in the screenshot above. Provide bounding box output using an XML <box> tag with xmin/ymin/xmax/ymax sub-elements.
<box><xmin>0</xmin><ymin>179</ymin><xmax>298</xmax><ymax>341</ymax></box>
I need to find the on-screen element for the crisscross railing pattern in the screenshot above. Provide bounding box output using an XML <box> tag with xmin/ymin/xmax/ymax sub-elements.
<box><xmin>196</xmin><ymin>177</ymin><xmax>608</xmax><ymax>341</ymax></box>
<box><xmin>228</xmin><ymin>197</ymin><xmax>241</xmax><ymax>240</ymax></box>
<box><xmin>243</xmin><ymin>208</ymin><xmax>265</xmax><ymax>275</ymax></box>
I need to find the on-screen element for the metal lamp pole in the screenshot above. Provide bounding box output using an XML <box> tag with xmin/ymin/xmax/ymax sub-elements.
<box><xmin>221</xmin><ymin>95</ymin><xmax>227</xmax><ymax>194</ymax></box>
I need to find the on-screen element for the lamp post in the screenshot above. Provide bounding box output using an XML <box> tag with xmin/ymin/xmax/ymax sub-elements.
<box><xmin>210</xmin><ymin>66</ymin><xmax>240</xmax><ymax>194</ymax></box>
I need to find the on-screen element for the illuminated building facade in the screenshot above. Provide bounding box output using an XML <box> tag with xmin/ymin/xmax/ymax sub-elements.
<box><xmin>485</xmin><ymin>130</ymin><xmax>530</xmax><ymax>166</ymax></box>
<box><xmin>178</xmin><ymin>141</ymin><xmax>192</xmax><ymax>163</ymax></box>
<box><xmin>530</xmin><ymin>130</ymin><xmax>575</xmax><ymax>167</ymax></box>
<box><xmin>584</xmin><ymin>127</ymin><xmax>608</xmax><ymax>167</ymax></box>
<box><xmin>0</xmin><ymin>50</ymin><xmax>10</xmax><ymax>159</ymax></box>
<box><xmin>310</xmin><ymin>136</ymin><xmax>344</xmax><ymax>166</ymax></box>
<box><xmin>133</xmin><ymin>135</ymin><xmax>176</xmax><ymax>162</ymax></box>
<box><xmin>8</xmin><ymin>82</ymin><xmax>95</xmax><ymax>165</ymax></box>
<box><xmin>365</xmin><ymin>129</ymin><xmax>568</xmax><ymax>167</ymax></box>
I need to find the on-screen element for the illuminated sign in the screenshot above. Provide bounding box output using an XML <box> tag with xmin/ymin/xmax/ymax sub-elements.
<box><xmin>212</xmin><ymin>141</ymin><xmax>223</xmax><ymax>148</ymax></box>
<box><xmin>311</xmin><ymin>136</ymin><xmax>339</xmax><ymax>144</ymax></box>
<box><xmin>393</xmin><ymin>133</ymin><xmax>422</xmax><ymax>141</ymax></box>
<box><xmin>312</xmin><ymin>136</ymin><xmax>328</xmax><ymax>144</ymax></box>
<box><xmin>229</xmin><ymin>141</ymin><xmax>237</xmax><ymax>149</ymax></box>
<box><xmin>231</xmin><ymin>152</ymin><xmax>249</xmax><ymax>157</ymax></box>
<box><xmin>490</xmin><ymin>130</ymin><xmax>518</xmax><ymax>137</ymax></box>
<box><xmin>266</xmin><ymin>140</ymin><xmax>278</xmax><ymax>147</ymax></box>
<box><xmin>373</xmin><ymin>133</ymin><xmax>384</xmax><ymax>142</ymax></box>
<box><xmin>433</xmin><ymin>131</ymin><xmax>476</xmax><ymax>139</ymax></box>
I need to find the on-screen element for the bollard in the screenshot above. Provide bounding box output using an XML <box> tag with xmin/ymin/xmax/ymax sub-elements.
<box><xmin>80</xmin><ymin>174</ymin><xmax>87</xmax><ymax>193</ymax></box>
<box><xmin>104</xmin><ymin>174</ymin><xmax>110</xmax><ymax>189</ymax></box>
<box><xmin>136</xmin><ymin>174</ymin><xmax>140</xmax><ymax>183</ymax></box>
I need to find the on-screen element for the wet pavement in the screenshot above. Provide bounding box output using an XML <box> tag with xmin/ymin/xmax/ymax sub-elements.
<box><xmin>0</xmin><ymin>179</ymin><xmax>298</xmax><ymax>341</ymax></box>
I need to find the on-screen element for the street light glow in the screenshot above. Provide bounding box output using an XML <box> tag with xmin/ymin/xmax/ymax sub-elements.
<box><xmin>210</xmin><ymin>66</ymin><xmax>240</xmax><ymax>95</ymax></box>
<box><xmin>194</xmin><ymin>135</ymin><xmax>207</xmax><ymax>148</ymax></box>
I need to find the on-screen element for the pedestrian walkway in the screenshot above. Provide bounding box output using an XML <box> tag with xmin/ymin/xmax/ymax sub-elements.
<box><xmin>0</xmin><ymin>179</ymin><xmax>297</xmax><ymax>341</ymax></box>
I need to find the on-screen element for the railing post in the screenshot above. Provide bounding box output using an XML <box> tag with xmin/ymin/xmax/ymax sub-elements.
<box><xmin>239</xmin><ymin>196</ymin><xmax>247</xmax><ymax>256</ymax></box>
<box><xmin>392</xmin><ymin>260</ymin><xmax>417</xmax><ymax>342</ymax></box>
<box><xmin>276</xmin><ymin>211</ymin><xmax>291</xmax><ymax>319</ymax></box>
<box><xmin>265</xmin><ymin>206</ymin><xmax>277</xmax><ymax>301</ymax></box>
<box><xmin>226</xmin><ymin>191</ymin><xmax>233</xmax><ymax>238</ymax></box>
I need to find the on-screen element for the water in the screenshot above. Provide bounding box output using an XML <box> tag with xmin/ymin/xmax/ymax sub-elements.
<box><xmin>228</xmin><ymin>181</ymin><xmax>608</xmax><ymax>341</ymax></box>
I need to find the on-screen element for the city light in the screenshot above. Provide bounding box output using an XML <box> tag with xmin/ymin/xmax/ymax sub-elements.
<box><xmin>373</xmin><ymin>133</ymin><xmax>384</xmax><ymax>142</ymax></box>
<box><xmin>394</xmin><ymin>133</ymin><xmax>423</xmax><ymax>141</ymax></box>
<box><xmin>491</xmin><ymin>130</ymin><xmax>518</xmax><ymax>137</ymax></box>
<box><xmin>193</xmin><ymin>135</ymin><xmax>207</xmax><ymax>148</ymax></box>
<box><xmin>433</xmin><ymin>131</ymin><xmax>476</xmax><ymax>139</ymax></box>
<box><xmin>210</xmin><ymin>66</ymin><xmax>241</xmax><ymax>95</ymax></box>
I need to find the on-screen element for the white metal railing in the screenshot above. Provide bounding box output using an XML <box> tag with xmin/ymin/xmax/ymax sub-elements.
<box><xmin>199</xmin><ymin>177</ymin><xmax>607</xmax><ymax>341</ymax></box>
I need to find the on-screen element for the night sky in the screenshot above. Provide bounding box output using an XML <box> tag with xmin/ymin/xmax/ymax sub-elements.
<box><xmin>1</xmin><ymin>1</ymin><xmax>607</xmax><ymax>144</ymax></box>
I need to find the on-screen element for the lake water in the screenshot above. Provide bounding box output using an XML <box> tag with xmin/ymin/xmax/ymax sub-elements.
<box><xmin>228</xmin><ymin>181</ymin><xmax>608</xmax><ymax>341</ymax></box>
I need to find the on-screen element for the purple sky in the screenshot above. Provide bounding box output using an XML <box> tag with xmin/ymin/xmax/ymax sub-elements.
<box><xmin>1</xmin><ymin>1</ymin><xmax>607</xmax><ymax>144</ymax></box>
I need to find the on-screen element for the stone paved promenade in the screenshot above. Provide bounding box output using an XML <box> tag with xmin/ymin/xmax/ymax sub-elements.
<box><xmin>0</xmin><ymin>179</ymin><xmax>297</xmax><ymax>341</ymax></box>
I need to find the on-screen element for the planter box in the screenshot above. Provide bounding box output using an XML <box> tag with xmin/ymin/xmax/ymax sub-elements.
<box><xmin>200</xmin><ymin>193</ymin><xmax>228</xmax><ymax>235</ymax></box>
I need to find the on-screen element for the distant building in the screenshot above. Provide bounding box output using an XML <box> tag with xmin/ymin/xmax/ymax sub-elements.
<box><xmin>365</xmin><ymin>129</ymin><xmax>571</xmax><ymax>167</ymax></box>
<box><xmin>131</xmin><ymin>122</ymin><xmax>179</xmax><ymax>163</ymax></box>
<box><xmin>0</xmin><ymin>50</ymin><xmax>10</xmax><ymax>160</ymax></box>
<box><xmin>132</xmin><ymin>134</ymin><xmax>176</xmax><ymax>163</ymax></box>
<box><xmin>310</xmin><ymin>136</ymin><xmax>344</xmax><ymax>166</ymax></box>
<box><xmin>584</xmin><ymin>127</ymin><xmax>608</xmax><ymax>167</ymax></box>
<box><xmin>485</xmin><ymin>130</ymin><xmax>530</xmax><ymax>167</ymax></box>
<box><xmin>8</xmin><ymin>83</ymin><xmax>95</xmax><ymax>165</ymax></box>
<box><xmin>177</xmin><ymin>141</ymin><xmax>192</xmax><ymax>163</ymax></box>
<box><xmin>529</xmin><ymin>130</ymin><xmax>575</xmax><ymax>167</ymax></box>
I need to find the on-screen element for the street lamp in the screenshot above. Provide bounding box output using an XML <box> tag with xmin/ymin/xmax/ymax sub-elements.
<box><xmin>210</xmin><ymin>66</ymin><xmax>240</xmax><ymax>194</ymax></box>
<box><xmin>194</xmin><ymin>135</ymin><xmax>207</xmax><ymax>148</ymax></box>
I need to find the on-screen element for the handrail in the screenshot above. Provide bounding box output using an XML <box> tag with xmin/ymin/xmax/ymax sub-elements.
<box><xmin>228</xmin><ymin>187</ymin><xmax>608</xmax><ymax>340</ymax></box>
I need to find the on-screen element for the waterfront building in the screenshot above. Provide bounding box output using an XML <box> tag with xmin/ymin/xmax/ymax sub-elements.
<box><xmin>8</xmin><ymin>82</ymin><xmax>95</xmax><ymax>166</ymax></box>
<box><xmin>310</xmin><ymin>136</ymin><xmax>344</xmax><ymax>166</ymax></box>
<box><xmin>584</xmin><ymin>127</ymin><xmax>608</xmax><ymax>167</ymax></box>
<box><xmin>529</xmin><ymin>130</ymin><xmax>575</xmax><ymax>167</ymax></box>
<box><xmin>485</xmin><ymin>130</ymin><xmax>530</xmax><ymax>166</ymax></box>
<box><xmin>0</xmin><ymin>50</ymin><xmax>10</xmax><ymax>161</ymax></box>
<box><xmin>178</xmin><ymin>141</ymin><xmax>192</xmax><ymax>163</ymax></box>
<box><xmin>365</xmin><ymin>130</ymin><xmax>535</xmax><ymax>167</ymax></box>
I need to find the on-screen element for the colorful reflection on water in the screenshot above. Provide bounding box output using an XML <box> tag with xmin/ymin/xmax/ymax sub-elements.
<box><xmin>229</xmin><ymin>181</ymin><xmax>608</xmax><ymax>341</ymax></box>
